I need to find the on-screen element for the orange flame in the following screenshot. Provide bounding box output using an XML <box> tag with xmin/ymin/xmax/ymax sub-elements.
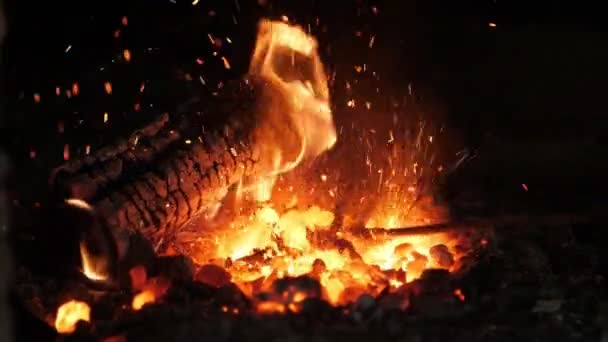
<box><xmin>55</xmin><ymin>300</ymin><xmax>91</xmax><ymax>334</ymax></box>
<box><xmin>79</xmin><ymin>241</ymin><xmax>110</xmax><ymax>281</ymax></box>
<box><xmin>64</xmin><ymin>198</ymin><xmax>111</xmax><ymax>282</ymax></box>
<box><xmin>246</xmin><ymin>19</ymin><xmax>336</xmax><ymax>196</ymax></box>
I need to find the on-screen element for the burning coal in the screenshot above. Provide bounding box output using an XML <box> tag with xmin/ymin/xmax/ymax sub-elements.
<box><xmin>54</xmin><ymin>300</ymin><xmax>91</xmax><ymax>334</ymax></box>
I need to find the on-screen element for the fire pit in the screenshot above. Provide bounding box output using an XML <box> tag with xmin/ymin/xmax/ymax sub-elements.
<box><xmin>3</xmin><ymin>3</ymin><xmax>607</xmax><ymax>342</ymax></box>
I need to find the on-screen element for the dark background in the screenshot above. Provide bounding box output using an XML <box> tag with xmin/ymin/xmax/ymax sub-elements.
<box><xmin>1</xmin><ymin>0</ymin><xmax>607</xmax><ymax>219</ymax></box>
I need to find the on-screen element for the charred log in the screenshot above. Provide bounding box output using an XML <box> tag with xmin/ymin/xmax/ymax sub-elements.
<box><xmin>47</xmin><ymin>82</ymin><xmax>268</xmax><ymax>248</ymax></box>
<box><xmin>50</xmin><ymin>113</ymin><xmax>178</xmax><ymax>201</ymax></box>
<box><xmin>95</xmin><ymin>131</ymin><xmax>260</xmax><ymax>246</ymax></box>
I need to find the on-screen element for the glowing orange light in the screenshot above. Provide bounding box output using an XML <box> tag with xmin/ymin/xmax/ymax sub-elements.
<box><xmin>55</xmin><ymin>300</ymin><xmax>91</xmax><ymax>334</ymax></box>
<box><xmin>132</xmin><ymin>290</ymin><xmax>155</xmax><ymax>310</ymax></box>
<box><xmin>123</xmin><ymin>49</ymin><xmax>131</xmax><ymax>62</ymax></box>
<box><xmin>104</xmin><ymin>82</ymin><xmax>113</xmax><ymax>94</ymax></box>
<box><xmin>80</xmin><ymin>241</ymin><xmax>109</xmax><ymax>281</ymax></box>
<box><xmin>454</xmin><ymin>288</ymin><xmax>465</xmax><ymax>302</ymax></box>
<box><xmin>63</xmin><ymin>144</ymin><xmax>70</xmax><ymax>161</ymax></box>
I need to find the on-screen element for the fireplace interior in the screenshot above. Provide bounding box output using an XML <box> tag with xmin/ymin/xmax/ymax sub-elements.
<box><xmin>1</xmin><ymin>1</ymin><xmax>607</xmax><ymax>341</ymax></box>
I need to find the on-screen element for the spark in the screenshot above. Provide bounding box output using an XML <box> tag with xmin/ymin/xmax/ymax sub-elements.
<box><xmin>192</xmin><ymin>0</ymin><xmax>199</xmax><ymax>4</ymax></box>
<box><xmin>488</xmin><ymin>22</ymin><xmax>497</xmax><ymax>28</ymax></box>
<box><xmin>522</xmin><ymin>183</ymin><xmax>529</xmax><ymax>191</ymax></box>
<box><xmin>104</xmin><ymin>82</ymin><xmax>113</xmax><ymax>94</ymax></box>
<box><xmin>454</xmin><ymin>288</ymin><xmax>465</xmax><ymax>302</ymax></box>
<box><xmin>222</xmin><ymin>56</ymin><xmax>231</xmax><ymax>69</ymax></box>
<box><xmin>104</xmin><ymin>112</ymin><xmax>109</xmax><ymax>123</ymax></box>
<box><xmin>123</xmin><ymin>49</ymin><xmax>131</xmax><ymax>62</ymax></box>
<box><xmin>63</xmin><ymin>144</ymin><xmax>70</xmax><ymax>161</ymax></box>
<box><xmin>65</xmin><ymin>45</ymin><xmax>72</xmax><ymax>53</ymax></box>
<box><xmin>33</xmin><ymin>93</ymin><xmax>41</xmax><ymax>103</ymax></box>
<box><xmin>121</xmin><ymin>16</ymin><xmax>128</xmax><ymax>26</ymax></box>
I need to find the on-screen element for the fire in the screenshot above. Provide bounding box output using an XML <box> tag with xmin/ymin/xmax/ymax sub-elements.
<box><xmin>172</xmin><ymin>19</ymin><xmax>473</xmax><ymax>311</ymax></box>
<box><xmin>55</xmin><ymin>300</ymin><xmax>91</xmax><ymax>334</ymax></box>
<box><xmin>246</xmin><ymin>19</ymin><xmax>336</xmax><ymax>187</ymax></box>
<box><xmin>80</xmin><ymin>241</ymin><xmax>110</xmax><ymax>281</ymax></box>
<box><xmin>64</xmin><ymin>198</ymin><xmax>111</xmax><ymax>282</ymax></box>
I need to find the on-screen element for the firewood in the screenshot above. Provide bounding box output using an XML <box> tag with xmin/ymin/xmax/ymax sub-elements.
<box><xmin>93</xmin><ymin>126</ymin><xmax>260</xmax><ymax>246</ymax></box>
<box><xmin>50</xmin><ymin>113</ymin><xmax>176</xmax><ymax>200</ymax></box>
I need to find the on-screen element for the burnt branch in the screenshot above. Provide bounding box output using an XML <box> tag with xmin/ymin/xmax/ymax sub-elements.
<box><xmin>50</xmin><ymin>113</ymin><xmax>179</xmax><ymax>200</ymax></box>
<box><xmin>94</xmin><ymin>127</ymin><xmax>260</xmax><ymax>245</ymax></box>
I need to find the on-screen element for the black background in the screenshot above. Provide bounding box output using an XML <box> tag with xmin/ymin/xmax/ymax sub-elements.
<box><xmin>1</xmin><ymin>0</ymin><xmax>607</xmax><ymax>213</ymax></box>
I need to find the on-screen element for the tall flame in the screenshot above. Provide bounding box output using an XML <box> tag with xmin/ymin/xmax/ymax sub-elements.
<box><xmin>247</xmin><ymin>19</ymin><xmax>336</xmax><ymax>193</ymax></box>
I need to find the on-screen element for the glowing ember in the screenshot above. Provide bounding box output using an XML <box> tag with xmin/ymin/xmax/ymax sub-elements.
<box><xmin>132</xmin><ymin>290</ymin><xmax>156</xmax><ymax>311</ymax></box>
<box><xmin>131</xmin><ymin>276</ymin><xmax>170</xmax><ymax>311</ymax></box>
<box><xmin>55</xmin><ymin>300</ymin><xmax>91</xmax><ymax>334</ymax></box>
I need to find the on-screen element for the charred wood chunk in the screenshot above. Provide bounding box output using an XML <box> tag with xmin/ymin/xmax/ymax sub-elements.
<box><xmin>92</xmin><ymin>140</ymin><xmax>258</xmax><ymax>245</ymax></box>
<box><xmin>50</xmin><ymin>113</ymin><xmax>178</xmax><ymax>200</ymax></box>
<box><xmin>50</xmin><ymin>106</ymin><xmax>264</xmax><ymax>246</ymax></box>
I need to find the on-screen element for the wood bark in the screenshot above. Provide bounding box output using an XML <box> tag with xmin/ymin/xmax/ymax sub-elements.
<box><xmin>51</xmin><ymin>110</ymin><xmax>261</xmax><ymax>246</ymax></box>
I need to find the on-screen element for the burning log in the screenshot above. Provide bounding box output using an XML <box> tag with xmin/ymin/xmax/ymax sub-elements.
<box><xmin>51</xmin><ymin>114</ymin><xmax>261</xmax><ymax>247</ymax></box>
<box><xmin>94</xmin><ymin>126</ymin><xmax>260</xmax><ymax>245</ymax></box>
<box><xmin>49</xmin><ymin>19</ymin><xmax>337</xmax><ymax>254</ymax></box>
<box><xmin>50</xmin><ymin>113</ymin><xmax>177</xmax><ymax>200</ymax></box>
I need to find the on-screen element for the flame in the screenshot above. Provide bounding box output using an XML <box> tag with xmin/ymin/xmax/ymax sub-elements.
<box><xmin>247</xmin><ymin>19</ymin><xmax>336</xmax><ymax>188</ymax></box>
<box><xmin>168</xmin><ymin>18</ymin><xmax>477</xmax><ymax>311</ymax></box>
<box><xmin>65</xmin><ymin>198</ymin><xmax>111</xmax><ymax>282</ymax></box>
<box><xmin>79</xmin><ymin>241</ymin><xmax>110</xmax><ymax>281</ymax></box>
<box><xmin>55</xmin><ymin>300</ymin><xmax>91</xmax><ymax>334</ymax></box>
